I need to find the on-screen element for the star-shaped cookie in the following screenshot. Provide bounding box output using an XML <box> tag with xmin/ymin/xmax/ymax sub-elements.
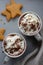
<box><xmin>6</xmin><ymin>0</ymin><xmax>23</xmax><ymax>18</ymax></box>
<box><xmin>1</xmin><ymin>0</ymin><xmax>23</xmax><ymax>21</ymax></box>
<box><xmin>0</xmin><ymin>28</ymin><xmax>5</xmax><ymax>41</ymax></box>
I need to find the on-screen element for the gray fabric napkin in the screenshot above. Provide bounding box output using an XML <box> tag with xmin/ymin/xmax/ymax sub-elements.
<box><xmin>13</xmin><ymin>42</ymin><xmax>43</xmax><ymax>65</ymax></box>
<box><xmin>24</xmin><ymin>43</ymin><xmax>43</xmax><ymax>65</ymax></box>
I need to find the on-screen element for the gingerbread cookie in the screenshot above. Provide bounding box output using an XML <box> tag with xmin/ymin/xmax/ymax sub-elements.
<box><xmin>0</xmin><ymin>28</ymin><xmax>5</xmax><ymax>41</ymax></box>
<box><xmin>6</xmin><ymin>5</ymin><xmax>22</xmax><ymax>18</ymax></box>
<box><xmin>1</xmin><ymin>0</ymin><xmax>23</xmax><ymax>21</ymax></box>
<box><xmin>6</xmin><ymin>0</ymin><xmax>22</xmax><ymax>18</ymax></box>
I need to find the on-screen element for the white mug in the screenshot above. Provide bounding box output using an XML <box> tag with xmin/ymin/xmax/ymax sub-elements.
<box><xmin>2</xmin><ymin>33</ymin><xmax>27</xmax><ymax>63</ymax></box>
<box><xmin>18</xmin><ymin>11</ymin><xmax>42</xmax><ymax>41</ymax></box>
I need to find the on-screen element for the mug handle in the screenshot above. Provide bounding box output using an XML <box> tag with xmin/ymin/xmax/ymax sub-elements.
<box><xmin>34</xmin><ymin>33</ymin><xmax>42</xmax><ymax>42</ymax></box>
<box><xmin>3</xmin><ymin>56</ymin><xmax>10</xmax><ymax>64</ymax></box>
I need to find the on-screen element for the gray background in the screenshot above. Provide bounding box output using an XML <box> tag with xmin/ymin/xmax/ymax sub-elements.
<box><xmin>0</xmin><ymin>0</ymin><xmax>43</xmax><ymax>65</ymax></box>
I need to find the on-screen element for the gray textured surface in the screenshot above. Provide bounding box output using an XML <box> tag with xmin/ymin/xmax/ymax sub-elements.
<box><xmin>0</xmin><ymin>0</ymin><xmax>43</xmax><ymax>65</ymax></box>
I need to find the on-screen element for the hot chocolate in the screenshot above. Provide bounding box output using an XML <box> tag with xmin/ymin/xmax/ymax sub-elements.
<box><xmin>3</xmin><ymin>33</ymin><xmax>25</xmax><ymax>56</ymax></box>
<box><xmin>19</xmin><ymin>13</ymin><xmax>40</xmax><ymax>35</ymax></box>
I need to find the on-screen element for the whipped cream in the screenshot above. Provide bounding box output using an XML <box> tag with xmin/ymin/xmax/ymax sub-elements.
<box><xmin>19</xmin><ymin>13</ymin><xmax>40</xmax><ymax>34</ymax></box>
<box><xmin>4</xmin><ymin>34</ymin><xmax>25</xmax><ymax>56</ymax></box>
<box><xmin>24</xmin><ymin>14</ymin><xmax>38</xmax><ymax>22</ymax></box>
<box><xmin>5</xmin><ymin>35</ymin><xmax>20</xmax><ymax>49</ymax></box>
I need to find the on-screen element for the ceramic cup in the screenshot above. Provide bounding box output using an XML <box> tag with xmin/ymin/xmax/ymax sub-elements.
<box><xmin>2</xmin><ymin>33</ymin><xmax>27</xmax><ymax>63</ymax></box>
<box><xmin>18</xmin><ymin>11</ymin><xmax>42</xmax><ymax>41</ymax></box>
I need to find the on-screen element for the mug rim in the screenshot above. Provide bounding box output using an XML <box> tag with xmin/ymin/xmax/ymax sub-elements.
<box><xmin>18</xmin><ymin>11</ymin><xmax>42</xmax><ymax>36</ymax></box>
<box><xmin>2</xmin><ymin>33</ymin><xmax>27</xmax><ymax>58</ymax></box>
